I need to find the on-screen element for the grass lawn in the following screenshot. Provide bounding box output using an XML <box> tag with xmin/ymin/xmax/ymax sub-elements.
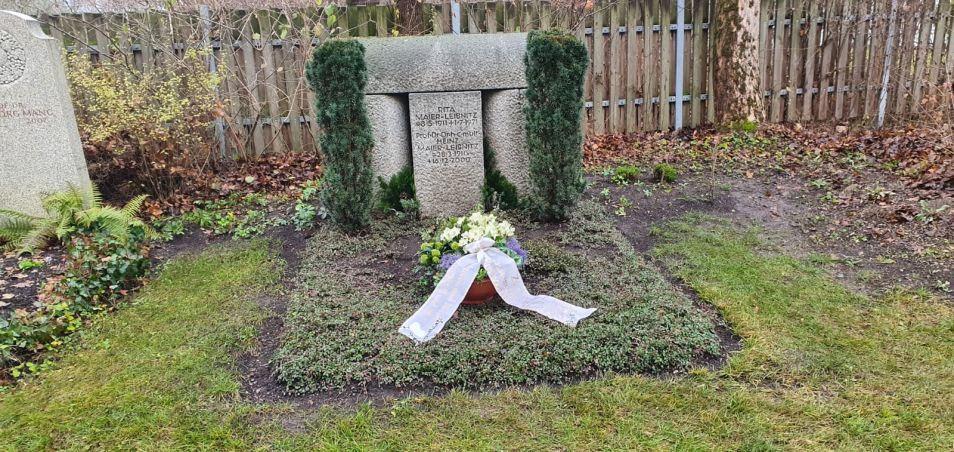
<box><xmin>1</xmin><ymin>217</ymin><xmax>951</xmax><ymax>449</ymax></box>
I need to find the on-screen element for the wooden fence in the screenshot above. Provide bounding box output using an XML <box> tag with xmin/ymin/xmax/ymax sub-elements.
<box><xmin>36</xmin><ymin>0</ymin><xmax>954</xmax><ymax>157</ymax></box>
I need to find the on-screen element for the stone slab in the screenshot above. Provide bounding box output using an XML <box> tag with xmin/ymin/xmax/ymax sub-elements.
<box><xmin>483</xmin><ymin>89</ymin><xmax>529</xmax><ymax>194</ymax></box>
<box><xmin>0</xmin><ymin>10</ymin><xmax>90</xmax><ymax>217</ymax></box>
<box><xmin>409</xmin><ymin>91</ymin><xmax>483</xmax><ymax>217</ymax></box>
<box><xmin>359</xmin><ymin>33</ymin><xmax>528</xmax><ymax>95</ymax></box>
<box><xmin>365</xmin><ymin>94</ymin><xmax>411</xmax><ymax>185</ymax></box>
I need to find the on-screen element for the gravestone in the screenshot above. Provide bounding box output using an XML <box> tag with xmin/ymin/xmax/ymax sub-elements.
<box><xmin>357</xmin><ymin>33</ymin><xmax>529</xmax><ymax>217</ymax></box>
<box><xmin>409</xmin><ymin>91</ymin><xmax>483</xmax><ymax>217</ymax></box>
<box><xmin>0</xmin><ymin>10</ymin><xmax>90</xmax><ymax>217</ymax></box>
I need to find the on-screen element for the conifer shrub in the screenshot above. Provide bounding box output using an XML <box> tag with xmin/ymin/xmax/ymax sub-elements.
<box><xmin>377</xmin><ymin>166</ymin><xmax>417</xmax><ymax>214</ymax></box>
<box><xmin>524</xmin><ymin>30</ymin><xmax>589</xmax><ymax>222</ymax></box>
<box><xmin>482</xmin><ymin>144</ymin><xmax>520</xmax><ymax>211</ymax></box>
<box><xmin>306</xmin><ymin>40</ymin><xmax>374</xmax><ymax>233</ymax></box>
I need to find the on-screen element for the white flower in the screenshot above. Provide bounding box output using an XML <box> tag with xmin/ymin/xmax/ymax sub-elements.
<box><xmin>499</xmin><ymin>221</ymin><xmax>515</xmax><ymax>238</ymax></box>
<box><xmin>439</xmin><ymin>227</ymin><xmax>460</xmax><ymax>243</ymax></box>
<box><xmin>459</xmin><ymin>229</ymin><xmax>483</xmax><ymax>247</ymax></box>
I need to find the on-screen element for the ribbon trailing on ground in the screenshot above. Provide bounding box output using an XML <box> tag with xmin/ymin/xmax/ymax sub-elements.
<box><xmin>399</xmin><ymin>238</ymin><xmax>596</xmax><ymax>343</ymax></box>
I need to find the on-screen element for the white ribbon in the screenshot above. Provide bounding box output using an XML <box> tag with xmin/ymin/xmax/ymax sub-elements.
<box><xmin>399</xmin><ymin>237</ymin><xmax>597</xmax><ymax>343</ymax></box>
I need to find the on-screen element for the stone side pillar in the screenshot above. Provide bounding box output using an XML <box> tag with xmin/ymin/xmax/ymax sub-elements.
<box><xmin>365</xmin><ymin>94</ymin><xmax>411</xmax><ymax>185</ymax></box>
<box><xmin>483</xmin><ymin>89</ymin><xmax>529</xmax><ymax>194</ymax></box>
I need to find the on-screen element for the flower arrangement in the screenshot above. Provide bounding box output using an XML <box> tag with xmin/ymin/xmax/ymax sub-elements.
<box><xmin>417</xmin><ymin>211</ymin><xmax>528</xmax><ymax>288</ymax></box>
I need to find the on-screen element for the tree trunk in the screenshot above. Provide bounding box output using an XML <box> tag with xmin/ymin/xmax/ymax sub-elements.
<box><xmin>712</xmin><ymin>0</ymin><xmax>764</xmax><ymax>125</ymax></box>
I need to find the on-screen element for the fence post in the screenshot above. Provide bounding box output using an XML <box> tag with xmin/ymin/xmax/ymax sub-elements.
<box><xmin>877</xmin><ymin>0</ymin><xmax>898</xmax><ymax>129</ymax></box>
<box><xmin>451</xmin><ymin>0</ymin><xmax>461</xmax><ymax>34</ymax></box>
<box><xmin>200</xmin><ymin>5</ymin><xmax>227</xmax><ymax>158</ymax></box>
<box><xmin>674</xmin><ymin>0</ymin><xmax>685</xmax><ymax>130</ymax></box>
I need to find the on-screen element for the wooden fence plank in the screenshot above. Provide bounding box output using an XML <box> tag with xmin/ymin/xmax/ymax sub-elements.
<box><xmin>690</xmin><ymin>0</ymin><xmax>705</xmax><ymax>127</ymax></box>
<box><xmin>946</xmin><ymin>0</ymin><xmax>954</xmax><ymax>81</ymax></box>
<box><xmin>626</xmin><ymin>1</ymin><xmax>640</xmax><ymax>132</ymax></box>
<box><xmin>786</xmin><ymin>0</ymin><xmax>804</xmax><ymax>121</ymax></box>
<box><xmin>300</xmin><ymin>20</ymin><xmax>320</xmax><ymax>152</ymax></box>
<box><xmin>927</xmin><ymin>0</ymin><xmax>951</xmax><ymax>86</ymax></box>
<box><xmin>592</xmin><ymin>5</ymin><xmax>606</xmax><ymax>135</ymax></box>
<box><xmin>468</xmin><ymin>2</ymin><xmax>483</xmax><ymax>32</ymax></box>
<box><xmin>894</xmin><ymin>1</ymin><xmax>918</xmax><ymax>115</ymax></box>
<box><xmin>864</xmin><ymin>0</ymin><xmax>886</xmax><ymax>120</ymax></box>
<box><xmin>659</xmin><ymin>0</ymin><xmax>672</xmax><ymax>130</ymax></box>
<box><xmin>847</xmin><ymin>0</ymin><xmax>869</xmax><ymax>119</ymax></box>
<box><xmin>816</xmin><ymin>2</ymin><xmax>834</xmax><ymax>121</ymax></box>
<box><xmin>283</xmin><ymin>39</ymin><xmax>304</xmax><ymax>152</ymax></box>
<box><xmin>832</xmin><ymin>1</ymin><xmax>850</xmax><ymax>120</ymax></box>
<box><xmin>608</xmin><ymin>3</ymin><xmax>622</xmax><ymax>133</ymax></box>
<box><xmin>642</xmin><ymin>0</ymin><xmax>658</xmax><ymax>131</ymax></box>
<box><xmin>770</xmin><ymin>0</ymin><xmax>787</xmax><ymax>122</ymax></box>
<box><xmin>910</xmin><ymin>0</ymin><xmax>937</xmax><ymax>112</ymax></box>
<box><xmin>239</xmin><ymin>17</ymin><xmax>266</xmax><ymax>156</ymax></box>
<box><xmin>705</xmin><ymin>0</ymin><xmax>714</xmax><ymax>123</ymax></box>
<box><xmin>486</xmin><ymin>2</ymin><xmax>498</xmax><ymax>33</ymax></box>
<box><xmin>539</xmin><ymin>0</ymin><xmax>551</xmax><ymax>30</ymax></box>
<box><xmin>759</xmin><ymin>0</ymin><xmax>772</xmax><ymax>118</ymax></box>
<box><xmin>258</xmin><ymin>12</ymin><xmax>286</xmax><ymax>154</ymax></box>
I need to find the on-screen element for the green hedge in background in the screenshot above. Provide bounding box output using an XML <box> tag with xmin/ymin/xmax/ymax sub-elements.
<box><xmin>524</xmin><ymin>30</ymin><xmax>589</xmax><ymax>222</ymax></box>
<box><xmin>306</xmin><ymin>40</ymin><xmax>374</xmax><ymax>232</ymax></box>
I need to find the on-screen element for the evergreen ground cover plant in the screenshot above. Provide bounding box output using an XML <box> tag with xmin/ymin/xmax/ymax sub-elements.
<box><xmin>273</xmin><ymin>200</ymin><xmax>719</xmax><ymax>393</ymax></box>
<box><xmin>306</xmin><ymin>39</ymin><xmax>374</xmax><ymax>233</ymax></box>
<box><xmin>524</xmin><ymin>30</ymin><xmax>588</xmax><ymax>221</ymax></box>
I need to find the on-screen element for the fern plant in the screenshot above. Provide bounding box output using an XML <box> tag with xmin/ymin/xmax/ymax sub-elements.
<box><xmin>0</xmin><ymin>185</ymin><xmax>152</xmax><ymax>254</ymax></box>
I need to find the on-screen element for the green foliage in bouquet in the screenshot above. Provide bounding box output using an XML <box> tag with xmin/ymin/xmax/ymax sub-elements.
<box><xmin>416</xmin><ymin>212</ymin><xmax>528</xmax><ymax>288</ymax></box>
<box><xmin>524</xmin><ymin>29</ymin><xmax>588</xmax><ymax>222</ymax></box>
<box><xmin>305</xmin><ymin>39</ymin><xmax>374</xmax><ymax>233</ymax></box>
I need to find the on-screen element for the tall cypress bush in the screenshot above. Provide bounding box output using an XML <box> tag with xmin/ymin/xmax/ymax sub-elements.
<box><xmin>524</xmin><ymin>30</ymin><xmax>588</xmax><ymax>222</ymax></box>
<box><xmin>305</xmin><ymin>40</ymin><xmax>374</xmax><ymax>232</ymax></box>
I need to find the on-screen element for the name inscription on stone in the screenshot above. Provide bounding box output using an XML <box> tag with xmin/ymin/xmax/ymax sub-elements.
<box><xmin>0</xmin><ymin>101</ymin><xmax>55</xmax><ymax>125</ymax></box>
<box><xmin>408</xmin><ymin>91</ymin><xmax>484</xmax><ymax>217</ymax></box>
<box><xmin>413</xmin><ymin>106</ymin><xmax>481</xmax><ymax>167</ymax></box>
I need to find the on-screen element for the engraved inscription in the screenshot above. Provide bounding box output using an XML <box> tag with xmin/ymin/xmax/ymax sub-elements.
<box><xmin>0</xmin><ymin>102</ymin><xmax>54</xmax><ymax>124</ymax></box>
<box><xmin>408</xmin><ymin>91</ymin><xmax>484</xmax><ymax>217</ymax></box>
<box><xmin>411</xmin><ymin>105</ymin><xmax>482</xmax><ymax>168</ymax></box>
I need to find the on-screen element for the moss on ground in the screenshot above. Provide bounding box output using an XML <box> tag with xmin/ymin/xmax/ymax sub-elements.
<box><xmin>273</xmin><ymin>201</ymin><xmax>720</xmax><ymax>393</ymax></box>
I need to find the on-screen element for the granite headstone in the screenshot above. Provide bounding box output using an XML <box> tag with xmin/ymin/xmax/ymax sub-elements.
<box><xmin>0</xmin><ymin>10</ymin><xmax>90</xmax><ymax>217</ymax></box>
<box><xmin>409</xmin><ymin>91</ymin><xmax>483</xmax><ymax>217</ymax></box>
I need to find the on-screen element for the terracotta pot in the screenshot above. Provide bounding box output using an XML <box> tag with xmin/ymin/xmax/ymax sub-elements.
<box><xmin>462</xmin><ymin>278</ymin><xmax>496</xmax><ymax>305</ymax></box>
